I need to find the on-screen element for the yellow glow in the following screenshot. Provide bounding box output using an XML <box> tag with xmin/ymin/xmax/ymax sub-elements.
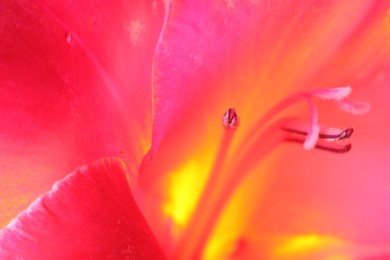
<box><xmin>204</xmin><ymin>153</ymin><xmax>277</xmax><ymax>260</ymax></box>
<box><xmin>274</xmin><ymin>234</ymin><xmax>345</xmax><ymax>256</ymax></box>
<box><xmin>163</xmin><ymin>160</ymin><xmax>207</xmax><ymax>235</ymax></box>
<box><xmin>204</xmin><ymin>236</ymin><xmax>238</xmax><ymax>260</ymax></box>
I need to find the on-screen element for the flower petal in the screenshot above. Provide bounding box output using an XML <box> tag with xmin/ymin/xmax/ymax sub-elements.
<box><xmin>145</xmin><ymin>0</ymin><xmax>390</xmax><ymax>255</ymax></box>
<box><xmin>150</xmin><ymin>0</ymin><xmax>390</xmax><ymax>156</ymax></box>
<box><xmin>145</xmin><ymin>0</ymin><xmax>390</xmax><ymax>190</ymax></box>
<box><xmin>0</xmin><ymin>158</ymin><xmax>166</xmax><ymax>259</ymax></box>
<box><xmin>0</xmin><ymin>0</ymin><xmax>164</xmax><ymax>226</ymax></box>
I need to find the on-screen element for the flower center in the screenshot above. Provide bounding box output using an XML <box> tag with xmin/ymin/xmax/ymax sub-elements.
<box><xmin>172</xmin><ymin>87</ymin><xmax>369</xmax><ymax>260</ymax></box>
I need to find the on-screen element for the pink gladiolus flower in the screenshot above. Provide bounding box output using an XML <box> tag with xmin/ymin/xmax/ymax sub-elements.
<box><xmin>1</xmin><ymin>0</ymin><xmax>390</xmax><ymax>259</ymax></box>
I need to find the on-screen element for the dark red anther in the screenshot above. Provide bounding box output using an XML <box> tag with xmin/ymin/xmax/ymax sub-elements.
<box><xmin>222</xmin><ymin>108</ymin><xmax>238</xmax><ymax>129</ymax></box>
<box><xmin>285</xmin><ymin>136</ymin><xmax>352</xmax><ymax>154</ymax></box>
<box><xmin>337</xmin><ymin>128</ymin><xmax>353</xmax><ymax>140</ymax></box>
<box><xmin>282</xmin><ymin>127</ymin><xmax>354</xmax><ymax>141</ymax></box>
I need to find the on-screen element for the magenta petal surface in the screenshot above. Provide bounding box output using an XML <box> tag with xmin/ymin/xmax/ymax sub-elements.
<box><xmin>0</xmin><ymin>0</ymin><xmax>163</xmax><ymax>226</ymax></box>
<box><xmin>0</xmin><ymin>158</ymin><xmax>166</xmax><ymax>259</ymax></box>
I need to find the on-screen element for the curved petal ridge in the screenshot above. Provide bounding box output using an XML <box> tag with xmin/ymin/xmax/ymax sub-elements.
<box><xmin>0</xmin><ymin>158</ymin><xmax>166</xmax><ymax>259</ymax></box>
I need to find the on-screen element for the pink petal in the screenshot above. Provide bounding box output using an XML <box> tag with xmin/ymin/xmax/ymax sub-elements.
<box><xmin>150</xmin><ymin>0</ymin><xmax>390</xmax><ymax>156</ymax></box>
<box><xmin>143</xmin><ymin>0</ymin><xmax>390</xmax><ymax>256</ymax></box>
<box><xmin>0</xmin><ymin>158</ymin><xmax>166</xmax><ymax>259</ymax></box>
<box><xmin>0</xmin><ymin>0</ymin><xmax>164</xmax><ymax>226</ymax></box>
<box><xmin>144</xmin><ymin>0</ymin><xmax>390</xmax><ymax>190</ymax></box>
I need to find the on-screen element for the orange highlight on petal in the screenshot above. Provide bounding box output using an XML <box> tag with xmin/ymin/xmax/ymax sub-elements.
<box><xmin>384</xmin><ymin>10</ymin><xmax>390</xmax><ymax>31</ymax></box>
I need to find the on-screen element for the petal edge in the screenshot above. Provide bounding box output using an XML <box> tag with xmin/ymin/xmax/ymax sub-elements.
<box><xmin>0</xmin><ymin>158</ymin><xmax>166</xmax><ymax>260</ymax></box>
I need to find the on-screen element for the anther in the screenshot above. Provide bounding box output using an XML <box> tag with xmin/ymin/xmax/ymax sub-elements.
<box><xmin>334</xmin><ymin>128</ymin><xmax>353</xmax><ymax>140</ymax></box>
<box><xmin>222</xmin><ymin>108</ymin><xmax>238</xmax><ymax>129</ymax></box>
<box><xmin>282</xmin><ymin>127</ymin><xmax>354</xmax><ymax>141</ymax></box>
<box><xmin>285</xmin><ymin>136</ymin><xmax>352</xmax><ymax>153</ymax></box>
<box><xmin>315</xmin><ymin>143</ymin><xmax>352</xmax><ymax>153</ymax></box>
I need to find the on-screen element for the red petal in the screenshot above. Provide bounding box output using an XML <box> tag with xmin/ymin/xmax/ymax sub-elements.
<box><xmin>0</xmin><ymin>158</ymin><xmax>166</xmax><ymax>259</ymax></box>
<box><xmin>0</xmin><ymin>0</ymin><xmax>164</xmax><ymax>226</ymax></box>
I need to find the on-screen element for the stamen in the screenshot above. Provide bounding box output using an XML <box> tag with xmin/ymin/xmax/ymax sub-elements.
<box><xmin>222</xmin><ymin>108</ymin><xmax>239</xmax><ymax>129</ymax></box>
<box><xmin>282</xmin><ymin>127</ymin><xmax>354</xmax><ymax>141</ymax></box>
<box><xmin>316</xmin><ymin>143</ymin><xmax>352</xmax><ymax>153</ymax></box>
<box><xmin>285</xmin><ymin>136</ymin><xmax>352</xmax><ymax>153</ymax></box>
<box><xmin>324</xmin><ymin>127</ymin><xmax>353</xmax><ymax>140</ymax></box>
